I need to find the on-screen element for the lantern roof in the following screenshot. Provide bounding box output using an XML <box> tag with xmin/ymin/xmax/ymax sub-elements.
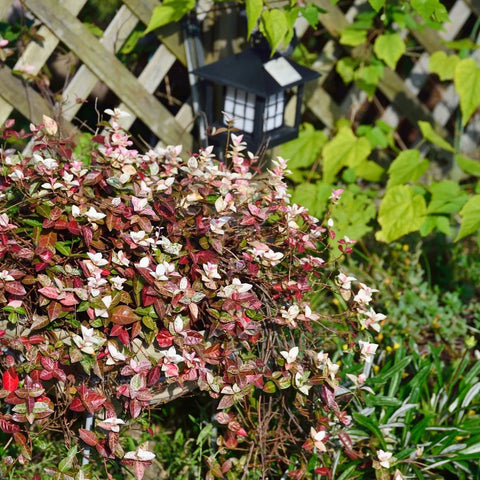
<box><xmin>192</xmin><ymin>49</ymin><xmax>319</xmax><ymax>97</ymax></box>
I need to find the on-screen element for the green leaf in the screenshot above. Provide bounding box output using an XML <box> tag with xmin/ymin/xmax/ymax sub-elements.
<box><xmin>368</xmin><ymin>0</ymin><xmax>385</xmax><ymax>11</ymax></box>
<box><xmin>354</xmin><ymin>63</ymin><xmax>383</xmax><ymax>98</ymax></box>
<box><xmin>352</xmin><ymin>412</ymin><xmax>387</xmax><ymax>449</ymax></box>
<box><xmin>55</xmin><ymin>241</ymin><xmax>71</xmax><ymax>256</ymax></box>
<box><xmin>336</xmin><ymin>58</ymin><xmax>358</xmax><ymax>84</ymax></box>
<box><xmin>260</xmin><ymin>9</ymin><xmax>288</xmax><ymax>53</ymax></box>
<box><xmin>420</xmin><ymin>215</ymin><xmax>451</xmax><ymax>236</ymax></box>
<box><xmin>418</xmin><ymin>120</ymin><xmax>454</xmax><ymax>152</ymax></box>
<box><xmin>290</xmin><ymin>182</ymin><xmax>332</xmax><ymax>219</ymax></box>
<box><xmin>443</xmin><ymin>38</ymin><xmax>479</xmax><ymax>51</ymax></box>
<box><xmin>454</xmin><ymin>59</ymin><xmax>480</xmax><ymax>126</ymax></box>
<box><xmin>376</xmin><ymin>185</ymin><xmax>427</xmax><ymax>242</ymax></box>
<box><xmin>354</xmin><ymin>159</ymin><xmax>384</xmax><ymax>181</ymax></box>
<box><xmin>412</xmin><ymin>0</ymin><xmax>444</xmax><ymax>20</ymax></box>
<box><xmin>340</xmin><ymin>27</ymin><xmax>367</xmax><ymax>47</ymax></box>
<box><xmin>120</xmin><ymin>30</ymin><xmax>143</xmax><ymax>55</ymax></box>
<box><xmin>387</xmin><ymin>150</ymin><xmax>429</xmax><ymax>188</ymax></box>
<box><xmin>246</xmin><ymin>0</ymin><xmax>263</xmax><ymax>39</ymax></box>
<box><xmin>337</xmin><ymin>464</ymin><xmax>360</xmax><ymax>480</ymax></box>
<box><xmin>429</xmin><ymin>51</ymin><xmax>460</xmax><ymax>81</ymax></box>
<box><xmin>457</xmin><ymin>155</ymin><xmax>480</xmax><ymax>177</ymax></box>
<box><xmin>373</xmin><ymin>32</ymin><xmax>405</xmax><ymax>70</ymax></box>
<box><xmin>322</xmin><ymin>127</ymin><xmax>372</xmax><ymax>183</ymax></box>
<box><xmin>366</xmin><ymin>395</ymin><xmax>402</xmax><ymax>407</ymax></box>
<box><xmin>58</xmin><ymin>446</ymin><xmax>77</xmax><ymax>473</ymax></box>
<box><xmin>455</xmin><ymin>195</ymin><xmax>480</xmax><ymax>241</ymax></box>
<box><xmin>299</xmin><ymin>4</ymin><xmax>324</xmax><ymax>28</ymax></box>
<box><xmin>280</xmin><ymin>123</ymin><xmax>327</xmax><ymax>169</ymax></box>
<box><xmin>357</xmin><ymin>125</ymin><xmax>389</xmax><ymax>148</ymax></box>
<box><xmin>83</xmin><ymin>22</ymin><xmax>103</xmax><ymax>38</ymax></box>
<box><xmin>144</xmin><ymin>0</ymin><xmax>195</xmax><ymax>34</ymax></box>
<box><xmin>427</xmin><ymin>180</ymin><xmax>469</xmax><ymax>214</ymax></box>
<box><xmin>196</xmin><ymin>424</ymin><xmax>214</xmax><ymax>446</ymax></box>
<box><xmin>21</xmin><ymin>218</ymin><xmax>43</xmax><ymax>227</ymax></box>
<box><xmin>329</xmin><ymin>189</ymin><xmax>376</xmax><ymax>253</ymax></box>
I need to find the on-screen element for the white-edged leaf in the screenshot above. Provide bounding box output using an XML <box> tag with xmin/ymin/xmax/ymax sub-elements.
<box><xmin>461</xmin><ymin>381</ymin><xmax>480</xmax><ymax>408</ymax></box>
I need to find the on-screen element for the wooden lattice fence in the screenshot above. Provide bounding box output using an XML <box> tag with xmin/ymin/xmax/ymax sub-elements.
<box><xmin>302</xmin><ymin>0</ymin><xmax>480</xmax><ymax>156</ymax></box>
<box><xmin>0</xmin><ymin>0</ymin><xmax>479</xmax><ymax>156</ymax></box>
<box><xmin>0</xmin><ymin>0</ymin><xmax>194</xmax><ymax>150</ymax></box>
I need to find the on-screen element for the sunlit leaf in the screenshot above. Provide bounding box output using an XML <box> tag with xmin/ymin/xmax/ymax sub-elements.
<box><xmin>373</xmin><ymin>32</ymin><xmax>405</xmax><ymax>70</ymax></box>
<box><xmin>418</xmin><ymin>120</ymin><xmax>454</xmax><ymax>152</ymax></box>
<box><xmin>387</xmin><ymin>150</ymin><xmax>429</xmax><ymax>188</ymax></box>
<box><xmin>455</xmin><ymin>195</ymin><xmax>480</xmax><ymax>241</ymax></box>
<box><xmin>322</xmin><ymin>127</ymin><xmax>371</xmax><ymax>183</ymax></box>
<box><xmin>376</xmin><ymin>185</ymin><xmax>427</xmax><ymax>242</ymax></box>
<box><xmin>429</xmin><ymin>51</ymin><xmax>460</xmax><ymax>81</ymax></box>
<box><xmin>260</xmin><ymin>9</ymin><xmax>288</xmax><ymax>53</ymax></box>
<box><xmin>427</xmin><ymin>181</ymin><xmax>468</xmax><ymax>214</ymax></box>
<box><xmin>454</xmin><ymin>59</ymin><xmax>480</xmax><ymax>126</ymax></box>
<box><xmin>246</xmin><ymin>0</ymin><xmax>263</xmax><ymax>38</ymax></box>
<box><xmin>144</xmin><ymin>0</ymin><xmax>195</xmax><ymax>34</ymax></box>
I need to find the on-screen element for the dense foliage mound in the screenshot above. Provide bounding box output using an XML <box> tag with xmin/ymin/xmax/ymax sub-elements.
<box><xmin>0</xmin><ymin>112</ymin><xmax>381</xmax><ymax>479</ymax></box>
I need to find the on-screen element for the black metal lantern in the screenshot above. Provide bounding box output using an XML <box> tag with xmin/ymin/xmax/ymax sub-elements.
<box><xmin>192</xmin><ymin>44</ymin><xmax>319</xmax><ymax>152</ymax></box>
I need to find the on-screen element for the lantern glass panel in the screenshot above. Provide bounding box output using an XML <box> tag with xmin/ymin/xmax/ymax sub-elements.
<box><xmin>223</xmin><ymin>86</ymin><xmax>256</xmax><ymax>134</ymax></box>
<box><xmin>263</xmin><ymin>92</ymin><xmax>284</xmax><ymax>132</ymax></box>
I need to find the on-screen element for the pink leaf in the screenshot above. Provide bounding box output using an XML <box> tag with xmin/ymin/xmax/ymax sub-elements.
<box><xmin>38</xmin><ymin>287</ymin><xmax>59</xmax><ymax>300</ymax></box>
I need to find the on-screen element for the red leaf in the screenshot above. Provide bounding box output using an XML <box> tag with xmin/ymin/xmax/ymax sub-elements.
<box><xmin>129</xmin><ymin>399</ymin><xmax>142</xmax><ymax>419</ymax></box>
<box><xmin>67</xmin><ymin>221</ymin><xmax>81</xmax><ymax>236</ymax></box>
<box><xmin>35</xmin><ymin>262</ymin><xmax>48</xmax><ymax>272</ymax></box>
<box><xmin>25</xmin><ymin>396</ymin><xmax>35</xmax><ymax>414</ymax></box>
<box><xmin>21</xmin><ymin>335</ymin><xmax>45</xmax><ymax>345</ymax></box>
<box><xmin>69</xmin><ymin>397</ymin><xmax>85</xmax><ymax>412</ymax></box>
<box><xmin>35</xmin><ymin>232</ymin><xmax>57</xmax><ymax>252</ymax></box>
<box><xmin>0</xmin><ymin>417</ymin><xmax>20</xmax><ymax>433</ymax></box>
<box><xmin>54</xmin><ymin>219</ymin><xmax>68</xmax><ymax>230</ymax></box>
<box><xmin>39</xmin><ymin>249</ymin><xmax>54</xmax><ymax>263</ymax></box>
<box><xmin>59</xmin><ymin>292</ymin><xmax>78</xmax><ymax>306</ymax></box>
<box><xmin>79</xmin><ymin>428</ymin><xmax>99</xmax><ymax>447</ymax></box>
<box><xmin>40</xmin><ymin>356</ymin><xmax>55</xmax><ymax>371</ymax></box>
<box><xmin>190</xmin><ymin>250</ymin><xmax>217</xmax><ymax>265</ymax></box>
<box><xmin>108</xmin><ymin>431</ymin><xmax>119</xmax><ymax>453</ymax></box>
<box><xmin>156</xmin><ymin>329</ymin><xmax>174</xmax><ymax>348</ymax></box>
<box><xmin>78</xmin><ymin>386</ymin><xmax>107</xmax><ymax>415</ymax></box>
<box><xmin>182</xmin><ymin>330</ymin><xmax>203</xmax><ymax>345</ymax></box>
<box><xmin>13</xmin><ymin>432</ymin><xmax>29</xmax><ymax>452</ymax></box>
<box><xmin>153</xmin><ymin>297</ymin><xmax>166</xmax><ymax>319</ymax></box>
<box><xmin>5</xmin><ymin>392</ymin><xmax>24</xmax><ymax>405</ymax></box>
<box><xmin>92</xmin><ymin>135</ymin><xmax>105</xmax><ymax>144</ymax></box>
<box><xmin>3</xmin><ymin>367</ymin><xmax>19</xmax><ymax>391</ymax></box>
<box><xmin>38</xmin><ymin>287</ymin><xmax>59</xmax><ymax>300</ymax></box>
<box><xmin>217</xmin><ymin>395</ymin><xmax>234</xmax><ymax>410</ymax></box>
<box><xmin>4</xmin><ymin>281</ymin><xmax>26</xmax><ymax>296</ymax></box>
<box><xmin>110</xmin><ymin>325</ymin><xmax>130</xmax><ymax>345</ymax></box>
<box><xmin>133</xmin><ymin>460</ymin><xmax>146</xmax><ymax>480</ymax></box>
<box><xmin>16</xmin><ymin>248</ymin><xmax>34</xmax><ymax>260</ymax></box>
<box><xmin>223</xmin><ymin>430</ymin><xmax>238</xmax><ymax>449</ymax></box>
<box><xmin>147</xmin><ymin>366</ymin><xmax>161</xmax><ymax>387</ymax></box>
<box><xmin>110</xmin><ymin>305</ymin><xmax>141</xmax><ymax>326</ymax></box>
<box><xmin>82</xmin><ymin>226</ymin><xmax>93</xmax><ymax>247</ymax></box>
<box><xmin>47</xmin><ymin>301</ymin><xmax>64</xmax><ymax>321</ymax></box>
<box><xmin>130</xmin><ymin>320</ymin><xmax>141</xmax><ymax>339</ymax></box>
<box><xmin>141</xmin><ymin>287</ymin><xmax>157</xmax><ymax>307</ymax></box>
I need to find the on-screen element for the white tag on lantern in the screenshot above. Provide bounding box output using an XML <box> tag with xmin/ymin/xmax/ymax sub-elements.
<box><xmin>263</xmin><ymin>57</ymin><xmax>302</xmax><ymax>86</ymax></box>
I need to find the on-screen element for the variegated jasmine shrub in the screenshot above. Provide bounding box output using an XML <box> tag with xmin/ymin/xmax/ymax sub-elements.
<box><xmin>0</xmin><ymin>111</ymin><xmax>383</xmax><ymax>479</ymax></box>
